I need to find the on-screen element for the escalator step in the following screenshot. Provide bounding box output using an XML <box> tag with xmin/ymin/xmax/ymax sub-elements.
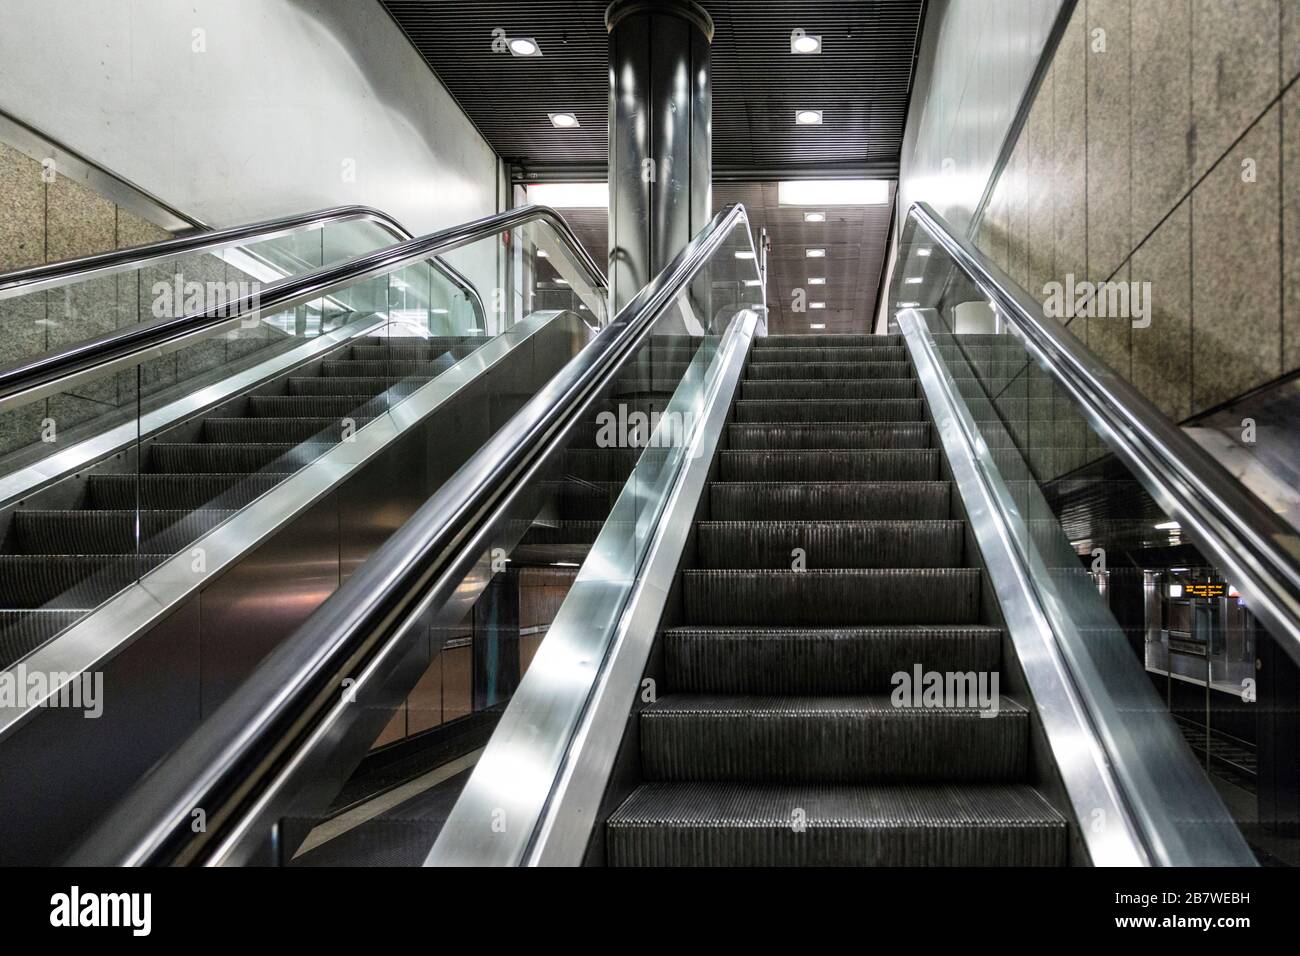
<box><xmin>202</xmin><ymin>417</ymin><xmax>375</xmax><ymax>444</ymax></box>
<box><xmin>709</xmin><ymin>481</ymin><xmax>951</xmax><ymax>520</ymax></box>
<box><xmin>719</xmin><ymin>449</ymin><xmax>940</xmax><ymax>482</ymax></box>
<box><xmin>749</xmin><ymin>346</ymin><xmax>907</xmax><ymax>364</ymax></box>
<box><xmin>147</xmin><ymin>442</ymin><xmax>335</xmax><ymax>474</ymax></box>
<box><xmin>639</xmin><ymin>694</ymin><xmax>1028</xmax><ymax>783</ymax></box>
<box><xmin>695</xmin><ymin>520</ymin><xmax>963</xmax><ymax>569</ymax></box>
<box><xmin>0</xmin><ymin>553</ymin><xmax>170</xmax><ymax>608</ymax></box>
<box><xmin>87</xmin><ymin>473</ymin><xmax>291</xmax><ymax>510</ymax></box>
<box><xmin>0</xmin><ymin>609</ymin><xmax>90</xmax><ymax>669</ymax></box>
<box><xmin>7</xmin><ymin>510</ymin><xmax>235</xmax><ymax>554</ymax></box>
<box><xmin>664</xmin><ymin>625</ymin><xmax>1003</xmax><ymax>694</ymax></box>
<box><xmin>320</xmin><ymin>359</ymin><xmax>458</xmax><ymax>378</ymax></box>
<box><xmin>762</xmin><ymin>334</ymin><xmax>901</xmax><ymax>347</ymax></box>
<box><xmin>741</xmin><ymin>379</ymin><xmax>917</xmax><ymax>400</ymax></box>
<box><xmin>247</xmin><ymin>395</ymin><xmax>389</xmax><ymax>419</ymax></box>
<box><xmin>605</xmin><ymin>782</ymin><xmax>1067</xmax><ymax>866</ymax></box>
<box><xmin>745</xmin><ymin>362</ymin><xmax>913</xmax><ymax>381</ymax></box>
<box><xmin>287</xmin><ymin>376</ymin><xmax>428</xmax><ymax>397</ymax></box>
<box><xmin>734</xmin><ymin>399</ymin><xmax>926</xmax><ymax>423</ymax></box>
<box><xmin>680</xmin><ymin>568</ymin><xmax>979</xmax><ymax>626</ymax></box>
<box><xmin>347</xmin><ymin>343</ymin><xmax>482</xmax><ymax>362</ymax></box>
<box><xmin>725</xmin><ymin>422</ymin><xmax>930</xmax><ymax>450</ymax></box>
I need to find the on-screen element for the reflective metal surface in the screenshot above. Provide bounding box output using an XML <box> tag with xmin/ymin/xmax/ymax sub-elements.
<box><xmin>449</xmin><ymin>310</ymin><xmax>758</xmax><ymax>867</ymax></box>
<box><xmin>606</xmin><ymin>0</ymin><xmax>713</xmax><ymax>312</ymax></box>
<box><xmin>67</xmin><ymin>203</ymin><xmax>756</xmax><ymax>866</ymax></box>
<box><xmin>904</xmin><ymin>201</ymin><xmax>1300</xmax><ymax>666</ymax></box>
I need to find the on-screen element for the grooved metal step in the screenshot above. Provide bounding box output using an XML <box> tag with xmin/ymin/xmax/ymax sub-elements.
<box><xmin>733</xmin><ymin>398</ymin><xmax>925</xmax><ymax>422</ymax></box>
<box><xmin>202</xmin><ymin>417</ymin><xmax>375</xmax><ymax>444</ymax></box>
<box><xmin>745</xmin><ymin>362</ymin><xmax>913</xmax><ymax>381</ymax></box>
<box><xmin>664</xmin><ymin>625</ymin><xmax>1003</xmax><ymax>694</ymax></box>
<box><xmin>695</xmin><ymin>520</ymin><xmax>963</xmax><ymax>569</ymax></box>
<box><xmin>708</xmin><ymin>481</ymin><xmax>951</xmax><ymax>520</ymax></box>
<box><xmin>146</xmin><ymin>442</ymin><xmax>334</xmax><ymax>474</ymax></box>
<box><xmin>87</xmin><ymin>473</ymin><xmax>292</xmax><ymax>510</ymax></box>
<box><xmin>741</xmin><ymin>379</ymin><xmax>917</xmax><ymax>401</ymax></box>
<box><xmin>726</xmin><ymin>422</ymin><xmax>930</xmax><ymax>450</ymax></box>
<box><xmin>749</xmin><ymin>346</ymin><xmax>907</xmax><ymax>364</ymax></box>
<box><xmin>6</xmin><ymin>510</ymin><xmax>235</xmax><ymax>554</ymax></box>
<box><xmin>719</xmin><ymin>449</ymin><xmax>940</xmax><ymax>482</ymax></box>
<box><xmin>605</xmin><ymin>782</ymin><xmax>1067</xmax><ymax>866</ymax></box>
<box><xmin>0</xmin><ymin>554</ymin><xmax>170</xmax><ymax>608</ymax></box>
<box><xmin>762</xmin><ymin>334</ymin><xmax>902</xmax><ymax>347</ymax></box>
<box><xmin>681</xmin><ymin>568</ymin><xmax>980</xmax><ymax>626</ymax></box>
<box><xmin>639</xmin><ymin>695</ymin><xmax>1028</xmax><ymax>783</ymax></box>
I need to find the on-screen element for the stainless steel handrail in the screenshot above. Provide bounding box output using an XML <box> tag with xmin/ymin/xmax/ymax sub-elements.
<box><xmin>0</xmin><ymin>204</ymin><xmax>606</xmax><ymax>414</ymax></box>
<box><xmin>67</xmin><ymin>202</ymin><xmax>753</xmax><ymax>867</ymax></box>
<box><xmin>904</xmin><ymin>200</ymin><xmax>1300</xmax><ymax>660</ymax></box>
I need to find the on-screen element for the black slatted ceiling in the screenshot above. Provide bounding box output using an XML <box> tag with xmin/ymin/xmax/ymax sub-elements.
<box><xmin>380</xmin><ymin>0</ymin><xmax>924</xmax><ymax>172</ymax></box>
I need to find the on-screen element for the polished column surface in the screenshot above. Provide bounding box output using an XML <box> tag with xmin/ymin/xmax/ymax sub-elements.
<box><xmin>606</xmin><ymin>0</ymin><xmax>713</xmax><ymax>312</ymax></box>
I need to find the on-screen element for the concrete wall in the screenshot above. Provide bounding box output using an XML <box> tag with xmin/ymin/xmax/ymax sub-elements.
<box><xmin>974</xmin><ymin>0</ymin><xmax>1300</xmax><ymax>421</ymax></box>
<box><xmin>0</xmin><ymin>0</ymin><xmax>500</xmax><ymax>239</ymax></box>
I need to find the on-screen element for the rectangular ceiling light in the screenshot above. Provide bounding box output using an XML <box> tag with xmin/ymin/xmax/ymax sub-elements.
<box><xmin>805</xmin><ymin>248</ymin><xmax>826</xmax><ymax>258</ymax></box>
<box><xmin>809</xmin><ymin>322</ymin><xmax>826</xmax><ymax>329</ymax></box>
<box><xmin>808</xmin><ymin>277</ymin><xmax>826</xmax><ymax>285</ymax></box>
<box><xmin>809</xmin><ymin>302</ymin><xmax>826</xmax><ymax>309</ymax></box>
<box><xmin>526</xmin><ymin>182</ymin><xmax>608</xmax><ymax>208</ymax></box>
<box><xmin>779</xmin><ymin>179</ymin><xmax>889</xmax><ymax>206</ymax></box>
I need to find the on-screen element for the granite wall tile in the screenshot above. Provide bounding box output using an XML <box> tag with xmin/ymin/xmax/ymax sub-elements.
<box><xmin>1131</xmin><ymin>199</ymin><xmax>1193</xmax><ymax>420</ymax></box>
<box><xmin>1131</xmin><ymin>0</ymin><xmax>1193</xmax><ymax>244</ymax></box>
<box><xmin>0</xmin><ymin>142</ymin><xmax>45</xmax><ymax>272</ymax></box>
<box><xmin>1191</xmin><ymin>103</ymin><xmax>1281</xmax><ymax>411</ymax></box>
<box><xmin>45</xmin><ymin>175</ymin><xmax>116</xmax><ymax>263</ymax></box>
<box><xmin>1026</xmin><ymin>61</ymin><xmax>1057</xmax><ymax>311</ymax></box>
<box><xmin>1053</xmin><ymin>3</ymin><xmax>1089</xmax><ymax>292</ymax></box>
<box><xmin>1085</xmin><ymin>0</ymin><xmax>1132</xmax><ymax>281</ymax></box>
<box><xmin>1190</xmin><ymin>0</ymin><xmax>1281</xmax><ymax>180</ymax></box>
<box><xmin>1282</xmin><ymin>82</ymin><xmax>1300</xmax><ymax>372</ymax></box>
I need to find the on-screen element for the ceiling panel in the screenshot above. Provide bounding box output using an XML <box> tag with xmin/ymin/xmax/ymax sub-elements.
<box><xmin>380</xmin><ymin>0</ymin><xmax>924</xmax><ymax>174</ymax></box>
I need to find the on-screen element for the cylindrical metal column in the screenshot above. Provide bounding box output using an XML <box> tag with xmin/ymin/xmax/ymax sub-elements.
<box><xmin>606</xmin><ymin>0</ymin><xmax>713</xmax><ymax>312</ymax></box>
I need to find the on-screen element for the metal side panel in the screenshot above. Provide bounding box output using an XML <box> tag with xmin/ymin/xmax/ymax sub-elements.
<box><xmin>897</xmin><ymin>308</ymin><xmax>1256</xmax><ymax>867</ymax></box>
<box><xmin>0</xmin><ymin>312</ymin><xmax>591</xmax><ymax>865</ymax></box>
<box><xmin>426</xmin><ymin>311</ymin><xmax>759</xmax><ymax>867</ymax></box>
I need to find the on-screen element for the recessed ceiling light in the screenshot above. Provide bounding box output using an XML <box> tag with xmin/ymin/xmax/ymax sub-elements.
<box><xmin>549</xmin><ymin>112</ymin><xmax>580</xmax><ymax>128</ymax></box>
<box><xmin>735</xmin><ymin>250</ymin><xmax>756</xmax><ymax>260</ymax></box>
<box><xmin>555</xmin><ymin>277</ymin><xmax>570</xmax><ymax>285</ymax></box>
<box><xmin>795</xmin><ymin>109</ymin><xmax>823</xmax><ymax>126</ymax></box>
<box><xmin>916</xmin><ymin>248</ymin><xmax>932</xmax><ymax>256</ymax></box>
<box><xmin>1154</xmin><ymin>521</ymin><xmax>1181</xmax><ymax>531</ymax></box>
<box><xmin>778</xmin><ymin>179</ymin><xmax>889</xmax><ymax>206</ymax></box>
<box><xmin>743</xmin><ymin>279</ymin><xmax>762</xmax><ymax>287</ymax></box>
<box><xmin>430</xmin><ymin>308</ymin><xmax>449</xmax><ymax>315</ymax></box>
<box><xmin>904</xmin><ymin>276</ymin><xmax>923</xmax><ymax>284</ymax></box>
<box><xmin>808</xmin><ymin>277</ymin><xmax>826</xmax><ymax>285</ymax></box>
<box><xmin>804</xmin><ymin>211</ymin><xmax>826</xmax><ymax>223</ymax></box>
<box><xmin>805</xmin><ymin>248</ymin><xmax>825</xmax><ymax>258</ymax></box>
<box><xmin>509</xmin><ymin>37</ymin><xmax>542</xmax><ymax>57</ymax></box>
<box><xmin>791</xmin><ymin>32</ymin><xmax>822</xmax><ymax>54</ymax></box>
<box><xmin>809</xmin><ymin>322</ymin><xmax>826</xmax><ymax>330</ymax></box>
<box><xmin>536</xmin><ymin>249</ymin><xmax>549</xmax><ymax>258</ymax></box>
<box><xmin>809</xmin><ymin>302</ymin><xmax>826</xmax><ymax>309</ymax></box>
<box><xmin>897</xmin><ymin>301</ymin><xmax>920</xmax><ymax>307</ymax></box>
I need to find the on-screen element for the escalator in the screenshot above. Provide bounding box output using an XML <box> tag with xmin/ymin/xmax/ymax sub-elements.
<box><xmin>0</xmin><ymin>202</ymin><xmax>607</xmax><ymax>865</ymax></box>
<box><xmin>603</xmin><ymin>332</ymin><xmax>1066</xmax><ymax>866</ymax></box>
<box><xmin>64</xmin><ymin>199</ymin><xmax>1300</xmax><ymax>868</ymax></box>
